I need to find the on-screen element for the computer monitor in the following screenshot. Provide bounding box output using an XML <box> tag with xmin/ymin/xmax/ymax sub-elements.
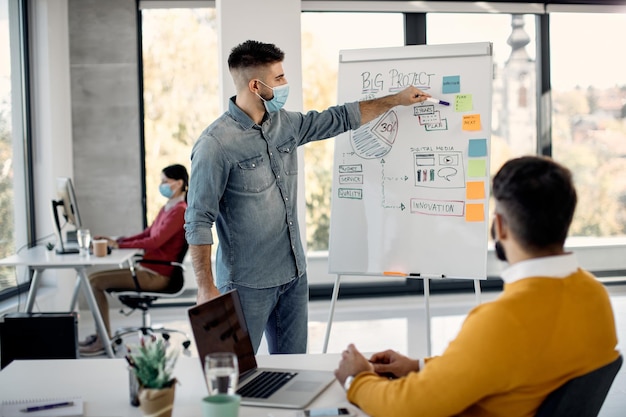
<box><xmin>51</xmin><ymin>177</ymin><xmax>83</xmax><ymax>254</ymax></box>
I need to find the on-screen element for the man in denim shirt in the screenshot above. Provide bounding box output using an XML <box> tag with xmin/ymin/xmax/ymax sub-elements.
<box><xmin>184</xmin><ymin>40</ymin><xmax>430</xmax><ymax>354</ymax></box>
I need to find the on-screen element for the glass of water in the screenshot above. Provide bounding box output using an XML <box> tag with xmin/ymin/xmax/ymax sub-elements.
<box><xmin>76</xmin><ymin>228</ymin><xmax>91</xmax><ymax>256</ymax></box>
<box><xmin>205</xmin><ymin>352</ymin><xmax>239</xmax><ymax>395</ymax></box>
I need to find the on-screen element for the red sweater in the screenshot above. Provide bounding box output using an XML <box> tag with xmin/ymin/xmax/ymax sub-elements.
<box><xmin>117</xmin><ymin>200</ymin><xmax>187</xmax><ymax>277</ymax></box>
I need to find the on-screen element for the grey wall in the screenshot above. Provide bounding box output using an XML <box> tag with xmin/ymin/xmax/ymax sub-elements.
<box><xmin>68</xmin><ymin>0</ymin><xmax>143</xmax><ymax>237</ymax></box>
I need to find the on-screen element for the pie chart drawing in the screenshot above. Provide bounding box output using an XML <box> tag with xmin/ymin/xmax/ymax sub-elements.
<box><xmin>351</xmin><ymin>110</ymin><xmax>398</xmax><ymax>159</ymax></box>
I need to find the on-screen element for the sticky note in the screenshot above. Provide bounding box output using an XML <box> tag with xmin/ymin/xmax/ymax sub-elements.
<box><xmin>442</xmin><ymin>75</ymin><xmax>460</xmax><ymax>94</ymax></box>
<box><xmin>466</xmin><ymin>181</ymin><xmax>486</xmax><ymax>200</ymax></box>
<box><xmin>465</xmin><ymin>203</ymin><xmax>485</xmax><ymax>222</ymax></box>
<box><xmin>468</xmin><ymin>138</ymin><xmax>488</xmax><ymax>157</ymax></box>
<box><xmin>462</xmin><ymin>114</ymin><xmax>481</xmax><ymax>131</ymax></box>
<box><xmin>455</xmin><ymin>94</ymin><xmax>473</xmax><ymax>112</ymax></box>
<box><xmin>468</xmin><ymin>159</ymin><xmax>487</xmax><ymax>177</ymax></box>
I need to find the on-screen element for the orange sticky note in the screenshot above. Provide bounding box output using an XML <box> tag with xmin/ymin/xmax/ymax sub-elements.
<box><xmin>465</xmin><ymin>203</ymin><xmax>485</xmax><ymax>222</ymax></box>
<box><xmin>462</xmin><ymin>114</ymin><xmax>481</xmax><ymax>131</ymax></box>
<box><xmin>384</xmin><ymin>271</ymin><xmax>407</xmax><ymax>277</ymax></box>
<box><xmin>466</xmin><ymin>181</ymin><xmax>486</xmax><ymax>200</ymax></box>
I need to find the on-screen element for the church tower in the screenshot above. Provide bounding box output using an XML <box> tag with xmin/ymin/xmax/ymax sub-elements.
<box><xmin>498</xmin><ymin>14</ymin><xmax>536</xmax><ymax>155</ymax></box>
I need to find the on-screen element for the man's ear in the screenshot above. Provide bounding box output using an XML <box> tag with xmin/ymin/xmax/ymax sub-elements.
<box><xmin>494</xmin><ymin>212</ymin><xmax>508</xmax><ymax>241</ymax></box>
<box><xmin>248</xmin><ymin>78</ymin><xmax>261</xmax><ymax>94</ymax></box>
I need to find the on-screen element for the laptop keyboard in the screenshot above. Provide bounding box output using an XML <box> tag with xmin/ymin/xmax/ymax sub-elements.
<box><xmin>237</xmin><ymin>371</ymin><xmax>298</xmax><ymax>399</ymax></box>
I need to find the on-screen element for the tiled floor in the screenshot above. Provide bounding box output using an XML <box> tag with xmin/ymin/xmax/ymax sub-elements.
<box><xmin>79</xmin><ymin>284</ymin><xmax>626</xmax><ymax>416</ymax></box>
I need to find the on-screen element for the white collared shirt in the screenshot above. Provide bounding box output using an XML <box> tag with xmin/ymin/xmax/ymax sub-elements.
<box><xmin>501</xmin><ymin>253</ymin><xmax>579</xmax><ymax>285</ymax></box>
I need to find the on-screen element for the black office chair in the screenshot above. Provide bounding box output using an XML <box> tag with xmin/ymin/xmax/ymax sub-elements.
<box><xmin>107</xmin><ymin>244</ymin><xmax>192</xmax><ymax>350</ymax></box>
<box><xmin>534</xmin><ymin>354</ymin><xmax>623</xmax><ymax>417</ymax></box>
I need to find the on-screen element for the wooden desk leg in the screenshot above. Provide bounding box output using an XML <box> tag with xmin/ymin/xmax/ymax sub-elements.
<box><xmin>76</xmin><ymin>268</ymin><xmax>115</xmax><ymax>358</ymax></box>
<box><xmin>322</xmin><ymin>274</ymin><xmax>342</xmax><ymax>354</ymax></box>
<box><xmin>25</xmin><ymin>268</ymin><xmax>44</xmax><ymax>312</ymax></box>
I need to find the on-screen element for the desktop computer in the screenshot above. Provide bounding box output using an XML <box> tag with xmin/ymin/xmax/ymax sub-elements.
<box><xmin>0</xmin><ymin>312</ymin><xmax>79</xmax><ymax>369</ymax></box>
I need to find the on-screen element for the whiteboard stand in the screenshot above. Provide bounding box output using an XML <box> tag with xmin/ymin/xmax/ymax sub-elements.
<box><xmin>322</xmin><ymin>274</ymin><xmax>342</xmax><ymax>354</ymax></box>
<box><xmin>474</xmin><ymin>279</ymin><xmax>482</xmax><ymax>305</ymax></box>
<box><xmin>424</xmin><ymin>278</ymin><xmax>432</xmax><ymax>356</ymax></box>
<box><xmin>322</xmin><ymin>275</ymin><xmax>485</xmax><ymax>356</ymax></box>
<box><xmin>321</xmin><ymin>274</ymin><xmax>434</xmax><ymax>356</ymax></box>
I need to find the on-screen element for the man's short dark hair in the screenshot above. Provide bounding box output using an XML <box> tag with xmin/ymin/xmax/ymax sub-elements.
<box><xmin>228</xmin><ymin>40</ymin><xmax>285</xmax><ymax>70</ymax></box>
<box><xmin>492</xmin><ymin>156</ymin><xmax>577</xmax><ymax>250</ymax></box>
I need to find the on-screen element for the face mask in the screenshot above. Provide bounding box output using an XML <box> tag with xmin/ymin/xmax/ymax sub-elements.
<box><xmin>159</xmin><ymin>183</ymin><xmax>174</xmax><ymax>199</ymax></box>
<box><xmin>494</xmin><ymin>241</ymin><xmax>508</xmax><ymax>262</ymax></box>
<box><xmin>491</xmin><ymin>221</ymin><xmax>508</xmax><ymax>262</ymax></box>
<box><xmin>256</xmin><ymin>80</ymin><xmax>289</xmax><ymax>113</ymax></box>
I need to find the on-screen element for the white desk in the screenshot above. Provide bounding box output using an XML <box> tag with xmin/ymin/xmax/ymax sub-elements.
<box><xmin>0</xmin><ymin>355</ymin><xmax>363</xmax><ymax>417</ymax></box>
<box><xmin>0</xmin><ymin>246</ymin><xmax>139</xmax><ymax>358</ymax></box>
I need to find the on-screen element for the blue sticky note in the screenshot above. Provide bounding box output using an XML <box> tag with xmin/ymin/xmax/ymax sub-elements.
<box><xmin>442</xmin><ymin>76</ymin><xmax>461</xmax><ymax>94</ymax></box>
<box><xmin>468</xmin><ymin>139</ymin><xmax>488</xmax><ymax>157</ymax></box>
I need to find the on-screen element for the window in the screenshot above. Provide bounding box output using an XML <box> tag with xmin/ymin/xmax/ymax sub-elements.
<box><xmin>301</xmin><ymin>12</ymin><xmax>404</xmax><ymax>251</ymax></box>
<box><xmin>550</xmin><ymin>12</ymin><xmax>626</xmax><ymax>238</ymax></box>
<box><xmin>0</xmin><ymin>0</ymin><xmax>29</xmax><ymax>298</ymax></box>
<box><xmin>140</xmin><ymin>7</ymin><xmax>219</xmax><ymax>223</ymax></box>
<box><xmin>135</xmin><ymin>3</ymin><xmax>626</xmax><ymax>281</ymax></box>
<box><xmin>427</xmin><ymin>13</ymin><xmax>538</xmax><ymax>176</ymax></box>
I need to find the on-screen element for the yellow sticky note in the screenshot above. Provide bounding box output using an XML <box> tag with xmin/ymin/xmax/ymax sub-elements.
<box><xmin>466</xmin><ymin>181</ymin><xmax>486</xmax><ymax>200</ymax></box>
<box><xmin>462</xmin><ymin>114</ymin><xmax>481</xmax><ymax>131</ymax></box>
<box><xmin>467</xmin><ymin>159</ymin><xmax>487</xmax><ymax>177</ymax></box>
<box><xmin>455</xmin><ymin>94</ymin><xmax>473</xmax><ymax>112</ymax></box>
<box><xmin>465</xmin><ymin>203</ymin><xmax>485</xmax><ymax>222</ymax></box>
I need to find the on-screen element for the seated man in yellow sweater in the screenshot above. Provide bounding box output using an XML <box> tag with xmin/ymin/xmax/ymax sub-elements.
<box><xmin>334</xmin><ymin>155</ymin><xmax>619</xmax><ymax>417</ymax></box>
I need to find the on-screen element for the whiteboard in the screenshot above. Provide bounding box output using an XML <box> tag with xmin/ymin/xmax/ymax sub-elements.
<box><xmin>328</xmin><ymin>43</ymin><xmax>493</xmax><ymax>279</ymax></box>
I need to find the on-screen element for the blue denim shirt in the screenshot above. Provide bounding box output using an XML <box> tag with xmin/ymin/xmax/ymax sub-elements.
<box><xmin>185</xmin><ymin>97</ymin><xmax>361</xmax><ymax>289</ymax></box>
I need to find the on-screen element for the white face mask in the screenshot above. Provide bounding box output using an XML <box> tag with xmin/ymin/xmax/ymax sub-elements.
<box><xmin>256</xmin><ymin>80</ymin><xmax>289</xmax><ymax>112</ymax></box>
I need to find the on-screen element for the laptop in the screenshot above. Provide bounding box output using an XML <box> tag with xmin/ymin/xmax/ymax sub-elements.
<box><xmin>187</xmin><ymin>289</ymin><xmax>335</xmax><ymax>409</ymax></box>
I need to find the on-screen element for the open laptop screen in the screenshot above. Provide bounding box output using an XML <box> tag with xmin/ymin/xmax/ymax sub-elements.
<box><xmin>188</xmin><ymin>290</ymin><xmax>257</xmax><ymax>377</ymax></box>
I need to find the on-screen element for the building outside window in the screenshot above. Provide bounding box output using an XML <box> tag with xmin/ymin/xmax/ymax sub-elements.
<box><xmin>428</xmin><ymin>13</ymin><xmax>538</xmax><ymax>175</ymax></box>
<box><xmin>550</xmin><ymin>12</ymin><xmax>626</xmax><ymax>238</ymax></box>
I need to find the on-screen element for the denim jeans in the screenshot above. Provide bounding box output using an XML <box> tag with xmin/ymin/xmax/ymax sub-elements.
<box><xmin>219</xmin><ymin>273</ymin><xmax>308</xmax><ymax>354</ymax></box>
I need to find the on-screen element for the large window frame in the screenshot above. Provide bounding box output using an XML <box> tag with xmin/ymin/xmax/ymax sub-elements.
<box><xmin>136</xmin><ymin>1</ymin><xmax>626</xmax><ymax>296</ymax></box>
<box><xmin>0</xmin><ymin>0</ymin><xmax>34</xmax><ymax>302</ymax></box>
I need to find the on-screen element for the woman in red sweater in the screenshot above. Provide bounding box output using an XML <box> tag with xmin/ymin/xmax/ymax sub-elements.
<box><xmin>79</xmin><ymin>164</ymin><xmax>188</xmax><ymax>356</ymax></box>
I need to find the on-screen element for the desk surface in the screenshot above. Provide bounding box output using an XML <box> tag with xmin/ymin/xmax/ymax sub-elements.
<box><xmin>2</xmin><ymin>354</ymin><xmax>625</xmax><ymax>416</ymax></box>
<box><xmin>0</xmin><ymin>246</ymin><xmax>139</xmax><ymax>268</ymax></box>
<box><xmin>0</xmin><ymin>355</ymin><xmax>361</xmax><ymax>417</ymax></box>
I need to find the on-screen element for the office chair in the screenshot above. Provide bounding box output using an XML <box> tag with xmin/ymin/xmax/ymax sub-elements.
<box><xmin>534</xmin><ymin>354</ymin><xmax>623</xmax><ymax>417</ymax></box>
<box><xmin>107</xmin><ymin>244</ymin><xmax>192</xmax><ymax>350</ymax></box>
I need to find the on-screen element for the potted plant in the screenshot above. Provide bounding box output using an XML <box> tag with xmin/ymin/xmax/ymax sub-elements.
<box><xmin>126</xmin><ymin>335</ymin><xmax>179</xmax><ymax>417</ymax></box>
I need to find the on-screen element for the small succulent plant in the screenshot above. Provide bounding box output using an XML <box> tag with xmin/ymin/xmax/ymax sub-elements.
<box><xmin>126</xmin><ymin>336</ymin><xmax>178</xmax><ymax>389</ymax></box>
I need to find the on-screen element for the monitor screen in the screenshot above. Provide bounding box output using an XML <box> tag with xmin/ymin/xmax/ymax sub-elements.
<box><xmin>56</xmin><ymin>177</ymin><xmax>82</xmax><ymax>228</ymax></box>
<box><xmin>52</xmin><ymin>177</ymin><xmax>83</xmax><ymax>254</ymax></box>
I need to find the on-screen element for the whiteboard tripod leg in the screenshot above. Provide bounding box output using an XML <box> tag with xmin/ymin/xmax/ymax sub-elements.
<box><xmin>323</xmin><ymin>274</ymin><xmax>342</xmax><ymax>354</ymax></box>
<box><xmin>474</xmin><ymin>279</ymin><xmax>482</xmax><ymax>305</ymax></box>
<box><xmin>424</xmin><ymin>278</ymin><xmax>431</xmax><ymax>357</ymax></box>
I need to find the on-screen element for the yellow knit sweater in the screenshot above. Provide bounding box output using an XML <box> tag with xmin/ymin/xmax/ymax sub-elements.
<box><xmin>348</xmin><ymin>269</ymin><xmax>619</xmax><ymax>417</ymax></box>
